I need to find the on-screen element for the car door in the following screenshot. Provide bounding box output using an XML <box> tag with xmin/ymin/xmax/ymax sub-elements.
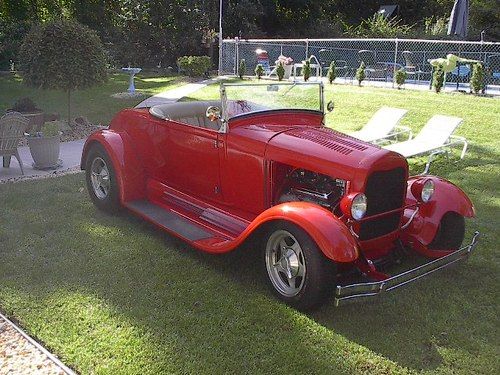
<box><xmin>154</xmin><ymin>119</ymin><xmax>221</xmax><ymax>201</ymax></box>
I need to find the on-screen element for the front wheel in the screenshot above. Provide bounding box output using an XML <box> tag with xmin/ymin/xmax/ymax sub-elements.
<box><xmin>263</xmin><ymin>222</ymin><xmax>336</xmax><ymax>311</ymax></box>
<box><xmin>85</xmin><ymin>144</ymin><xmax>120</xmax><ymax>213</ymax></box>
<box><xmin>428</xmin><ymin>212</ymin><xmax>465</xmax><ymax>251</ymax></box>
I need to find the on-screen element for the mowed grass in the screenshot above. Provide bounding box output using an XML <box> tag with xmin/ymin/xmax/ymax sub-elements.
<box><xmin>0</xmin><ymin>81</ymin><xmax>499</xmax><ymax>374</ymax></box>
<box><xmin>0</xmin><ymin>72</ymin><xmax>187</xmax><ymax>125</ymax></box>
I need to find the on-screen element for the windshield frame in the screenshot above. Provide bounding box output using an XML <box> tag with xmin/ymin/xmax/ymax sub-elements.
<box><xmin>219</xmin><ymin>81</ymin><xmax>325</xmax><ymax>133</ymax></box>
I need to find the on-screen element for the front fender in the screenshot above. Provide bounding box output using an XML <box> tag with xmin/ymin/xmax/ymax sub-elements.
<box><xmin>81</xmin><ymin>130</ymin><xmax>146</xmax><ymax>203</ymax></box>
<box><xmin>247</xmin><ymin>202</ymin><xmax>359</xmax><ymax>263</ymax></box>
<box><xmin>402</xmin><ymin>176</ymin><xmax>475</xmax><ymax>250</ymax></box>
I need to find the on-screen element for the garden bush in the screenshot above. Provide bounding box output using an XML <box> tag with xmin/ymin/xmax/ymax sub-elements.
<box><xmin>433</xmin><ymin>65</ymin><xmax>445</xmax><ymax>93</ymax></box>
<box><xmin>276</xmin><ymin>62</ymin><xmax>285</xmax><ymax>81</ymax></box>
<box><xmin>238</xmin><ymin>59</ymin><xmax>246</xmax><ymax>79</ymax></box>
<box><xmin>177</xmin><ymin>56</ymin><xmax>211</xmax><ymax>77</ymax></box>
<box><xmin>394</xmin><ymin>68</ymin><xmax>407</xmax><ymax>89</ymax></box>
<box><xmin>356</xmin><ymin>62</ymin><xmax>366</xmax><ymax>86</ymax></box>
<box><xmin>327</xmin><ymin>61</ymin><xmax>336</xmax><ymax>84</ymax></box>
<box><xmin>19</xmin><ymin>19</ymin><xmax>107</xmax><ymax>124</ymax></box>
<box><xmin>255</xmin><ymin>64</ymin><xmax>264</xmax><ymax>79</ymax></box>
<box><xmin>302</xmin><ymin>59</ymin><xmax>311</xmax><ymax>82</ymax></box>
<box><xmin>470</xmin><ymin>63</ymin><xmax>485</xmax><ymax>94</ymax></box>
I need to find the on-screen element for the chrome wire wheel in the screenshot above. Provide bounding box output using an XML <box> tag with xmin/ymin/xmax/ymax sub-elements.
<box><xmin>265</xmin><ymin>229</ymin><xmax>306</xmax><ymax>297</ymax></box>
<box><xmin>90</xmin><ymin>157</ymin><xmax>111</xmax><ymax>200</ymax></box>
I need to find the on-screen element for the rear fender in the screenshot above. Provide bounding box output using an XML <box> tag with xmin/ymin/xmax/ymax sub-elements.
<box><xmin>248</xmin><ymin>202</ymin><xmax>359</xmax><ymax>263</ymax></box>
<box><xmin>402</xmin><ymin>176</ymin><xmax>475</xmax><ymax>255</ymax></box>
<box><xmin>81</xmin><ymin>130</ymin><xmax>146</xmax><ymax>203</ymax></box>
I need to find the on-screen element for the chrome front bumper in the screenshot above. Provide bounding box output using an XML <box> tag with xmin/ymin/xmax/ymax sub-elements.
<box><xmin>334</xmin><ymin>231</ymin><xmax>480</xmax><ymax>307</ymax></box>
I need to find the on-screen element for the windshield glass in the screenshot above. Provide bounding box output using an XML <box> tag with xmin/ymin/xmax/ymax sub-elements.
<box><xmin>221</xmin><ymin>82</ymin><xmax>324</xmax><ymax>120</ymax></box>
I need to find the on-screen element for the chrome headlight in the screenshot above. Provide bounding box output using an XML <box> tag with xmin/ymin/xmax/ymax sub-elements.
<box><xmin>341</xmin><ymin>192</ymin><xmax>368</xmax><ymax>220</ymax></box>
<box><xmin>421</xmin><ymin>179</ymin><xmax>435</xmax><ymax>203</ymax></box>
<box><xmin>351</xmin><ymin>193</ymin><xmax>367</xmax><ymax>220</ymax></box>
<box><xmin>411</xmin><ymin>178</ymin><xmax>435</xmax><ymax>203</ymax></box>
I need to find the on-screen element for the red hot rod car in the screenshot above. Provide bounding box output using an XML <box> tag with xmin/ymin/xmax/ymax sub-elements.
<box><xmin>82</xmin><ymin>82</ymin><xmax>479</xmax><ymax>310</ymax></box>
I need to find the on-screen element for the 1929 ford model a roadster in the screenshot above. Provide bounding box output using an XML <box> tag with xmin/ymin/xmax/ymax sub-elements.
<box><xmin>82</xmin><ymin>82</ymin><xmax>479</xmax><ymax>310</ymax></box>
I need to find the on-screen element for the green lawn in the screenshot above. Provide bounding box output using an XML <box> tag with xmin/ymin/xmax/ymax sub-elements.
<box><xmin>0</xmin><ymin>82</ymin><xmax>499</xmax><ymax>374</ymax></box>
<box><xmin>0</xmin><ymin>72</ymin><xmax>187</xmax><ymax>125</ymax></box>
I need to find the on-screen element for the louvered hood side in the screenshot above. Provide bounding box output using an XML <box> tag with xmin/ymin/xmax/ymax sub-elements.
<box><xmin>265</xmin><ymin>126</ymin><xmax>406</xmax><ymax>181</ymax></box>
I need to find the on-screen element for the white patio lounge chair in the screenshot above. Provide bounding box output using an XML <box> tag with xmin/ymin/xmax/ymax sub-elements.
<box><xmin>349</xmin><ymin>107</ymin><xmax>410</xmax><ymax>143</ymax></box>
<box><xmin>383</xmin><ymin>114</ymin><xmax>467</xmax><ymax>173</ymax></box>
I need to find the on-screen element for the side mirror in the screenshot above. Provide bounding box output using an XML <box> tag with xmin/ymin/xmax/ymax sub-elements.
<box><xmin>327</xmin><ymin>100</ymin><xmax>335</xmax><ymax>112</ymax></box>
<box><xmin>206</xmin><ymin>106</ymin><xmax>221</xmax><ymax>122</ymax></box>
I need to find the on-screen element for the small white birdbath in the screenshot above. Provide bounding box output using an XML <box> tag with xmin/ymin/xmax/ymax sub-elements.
<box><xmin>121</xmin><ymin>67</ymin><xmax>142</xmax><ymax>93</ymax></box>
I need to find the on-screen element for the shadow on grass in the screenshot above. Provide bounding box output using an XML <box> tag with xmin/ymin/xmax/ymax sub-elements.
<box><xmin>0</xmin><ymin>140</ymin><xmax>498</xmax><ymax>373</ymax></box>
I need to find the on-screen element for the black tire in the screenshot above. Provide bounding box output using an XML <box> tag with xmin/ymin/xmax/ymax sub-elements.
<box><xmin>428</xmin><ymin>212</ymin><xmax>465</xmax><ymax>251</ymax></box>
<box><xmin>85</xmin><ymin>143</ymin><xmax>121</xmax><ymax>213</ymax></box>
<box><xmin>263</xmin><ymin>221</ymin><xmax>336</xmax><ymax>311</ymax></box>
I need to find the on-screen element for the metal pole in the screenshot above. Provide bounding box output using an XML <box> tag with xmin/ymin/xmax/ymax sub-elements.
<box><xmin>218</xmin><ymin>0</ymin><xmax>223</xmax><ymax>76</ymax></box>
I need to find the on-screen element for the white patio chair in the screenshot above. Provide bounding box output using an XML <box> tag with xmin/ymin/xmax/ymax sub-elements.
<box><xmin>0</xmin><ymin>111</ymin><xmax>29</xmax><ymax>175</ymax></box>
<box><xmin>383</xmin><ymin>115</ymin><xmax>467</xmax><ymax>173</ymax></box>
<box><xmin>349</xmin><ymin>107</ymin><xmax>410</xmax><ymax>143</ymax></box>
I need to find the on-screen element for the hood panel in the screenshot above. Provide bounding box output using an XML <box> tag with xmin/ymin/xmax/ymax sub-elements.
<box><xmin>265</xmin><ymin>126</ymin><xmax>407</xmax><ymax>181</ymax></box>
<box><xmin>285</xmin><ymin>127</ymin><xmax>370</xmax><ymax>156</ymax></box>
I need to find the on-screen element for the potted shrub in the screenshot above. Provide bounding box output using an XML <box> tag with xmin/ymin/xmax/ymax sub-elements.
<box><xmin>302</xmin><ymin>59</ymin><xmax>312</xmax><ymax>82</ymax></box>
<box><xmin>327</xmin><ymin>61</ymin><xmax>336</xmax><ymax>84</ymax></box>
<box><xmin>255</xmin><ymin>64</ymin><xmax>265</xmax><ymax>79</ymax></box>
<box><xmin>275</xmin><ymin>55</ymin><xmax>294</xmax><ymax>79</ymax></box>
<box><xmin>27</xmin><ymin>121</ymin><xmax>62</xmax><ymax>169</ymax></box>
<box><xmin>10</xmin><ymin>97</ymin><xmax>44</xmax><ymax>132</ymax></box>
<box><xmin>394</xmin><ymin>68</ymin><xmax>407</xmax><ymax>89</ymax></box>
<box><xmin>356</xmin><ymin>62</ymin><xmax>366</xmax><ymax>86</ymax></box>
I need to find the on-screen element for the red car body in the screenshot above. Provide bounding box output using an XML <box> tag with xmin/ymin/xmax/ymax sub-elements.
<box><xmin>82</xmin><ymin>83</ymin><xmax>478</xmax><ymax>309</ymax></box>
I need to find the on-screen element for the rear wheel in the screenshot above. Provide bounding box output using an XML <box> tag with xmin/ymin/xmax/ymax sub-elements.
<box><xmin>263</xmin><ymin>222</ymin><xmax>336</xmax><ymax>311</ymax></box>
<box><xmin>428</xmin><ymin>212</ymin><xmax>465</xmax><ymax>251</ymax></box>
<box><xmin>85</xmin><ymin>144</ymin><xmax>120</xmax><ymax>213</ymax></box>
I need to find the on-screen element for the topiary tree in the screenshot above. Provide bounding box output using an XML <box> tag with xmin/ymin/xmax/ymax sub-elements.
<box><xmin>302</xmin><ymin>59</ymin><xmax>312</xmax><ymax>82</ymax></box>
<box><xmin>19</xmin><ymin>19</ymin><xmax>107</xmax><ymax>126</ymax></box>
<box><xmin>394</xmin><ymin>68</ymin><xmax>407</xmax><ymax>89</ymax></box>
<box><xmin>238</xmin><ymin>59</ymin><xmax>246</xmax><ymax>79</ymax></box>
<box><xmin>255</xmin><ymin>64</ymin><xmax>264</xmax><ymax>79</ymax></box>
<box><xmin>327</xmin><ymin>61</ymin><xmax>336</xmax><ymax>84</ymax></box>
<box><xmin>433</xmin><ymin>65</ymin><xmax>445</xmax><ymax>93</ymax></box>
<box><xmin>276</xmin><ymin>61</ymin><xmax>285</xmax><ymax>81</ymax></box>
<box><xmin>470</xmin><ymin>63</ymin><xmax>485</xmax><ymax>94</ymax></box>
<box><xmin>356</xmin><ymin>62</ymin><xmax>366</xmax><ymax>86</ymax></box>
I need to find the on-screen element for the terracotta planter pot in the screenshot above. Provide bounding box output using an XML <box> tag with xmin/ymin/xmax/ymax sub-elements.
<box><xmin>27</xmin><ymin>135</ymin><xmax>60</xmax><ymax>169</ymax></box>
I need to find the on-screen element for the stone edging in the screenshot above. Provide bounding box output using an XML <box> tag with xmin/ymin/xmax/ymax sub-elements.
<box><xmin>0</xmin><ymin>312</ymin><xmax>76</xmax><ymax>374</ymax></box>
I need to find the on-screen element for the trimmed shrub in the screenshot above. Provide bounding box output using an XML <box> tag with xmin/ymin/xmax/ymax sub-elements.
<box><xmin>433</xmin><ymin>65</ymin><xmax>444</xmax><ymax>93</ymax></box>
<box><xmin>394</xmin><ymin>68</ymin><xmax>407</xmax><ymax>89</ymax></box>
<box><xmin>276</xmin><ymin>62</ymin><xmax>285</xmax><ymax>81</ymax></box>
<box><xmin>238</xmin><ymin>59</ymin><xmax>246</xmax><ymax>79</ymax></box>
<box><xmin>19</xmin><ymin>19</ymin><xmax>107</xmax><ymax>124</ymax></box>
<box><xmin>356</xmin><ymin>62</ymin><xmax>366</xmax><ymax>86</ymax></box>
<box><xmin>255</xmin><ymin>64</ymin><xmax>264</xmax><ymax>79</ymax></box>
<box><xmin>177</xmin><ymin>56</ymin><xmax>211</xmax><ymax>77</ymax></box>
<box><xmin>470</xmin><ymin>63</ymin><xmax>485</xmax><ymax>94</ymax></box>
<box><xmin>327</xmin><ymin>61</ymin><xmax>336</xmax><ymax>84</ymax></box>
<box><xmin>302</xmin><ymin>59</ymin><xmax>312</xmax><ymax>82</ymax></box>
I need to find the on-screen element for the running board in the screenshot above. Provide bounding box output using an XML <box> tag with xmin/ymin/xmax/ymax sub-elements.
<box><xmin>126</xmin><ymin>200</ymin><xmax>215</xmax><ymax>242</ymax></box>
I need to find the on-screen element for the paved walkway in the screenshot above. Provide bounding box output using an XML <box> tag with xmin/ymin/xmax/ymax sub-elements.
<box><xmin>135</xmin><ymin>77</ymin><xmax>219</xmax><ymax>108</ymax></box>
<box><xmin>0</xmin><ymin>139</ymin><xmax>85</xmax><ymax>183</ymax></box>
<box><xmin>1</xmin><ymin>79</ymin><xmax>216</xmax><ymax>183</ymax></box>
